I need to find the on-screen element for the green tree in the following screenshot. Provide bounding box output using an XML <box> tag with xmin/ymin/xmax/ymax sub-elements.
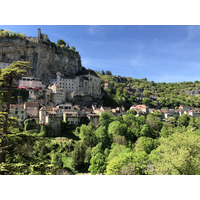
<box><xmin>106</xmin><ymin>150</ymin><xmax>148</xmax><ymax>175</ymax></box>
<box><xmin>195</xmin><ymin>117</ymin><xmax>200</xmax><ymax>129</ymax></box>
<box><xmin>105</xmin><ymin>70</ymin><xmax>112</xmax><ymax>75</ymax></box>
<box><xmin>99</xmin><ymin>111</ymin><xmax>113</xmax><ymax>128</ymax></box>
<box><xmin>95</xmin><ymin>126</ymin><xmax>110</xmax><ymax>148</ymax></box>
<box><xmin>79</xmin><ymin>124</ymin><xmax>97</xmax><ymax>147</ymax></box>
<box><xmin>71</xmin><ymin>141</ymin><xmax>86</xmax><ymax>171</ymax></box>
<box><xmin>126</xmin><ymin>109</ymin><xmax>137</xmax><ymax>115</ymax></box>
<box><xmin>178</xmin><ymin>114</ymin><xmax>190</xmax><ymax>127</ymax></box>
<box><xmin>56</xmin><ymin>39</ymin><xmax>66</xmax><ymax>46</ymax></box>
<box><xmin>146</xmin><ymin>114</ymin><xmax>162</xmax><ymax>138</ymax></box>
<box><xmin>0</xmin><ymin>61</ymin><xmax>30</xmax><ymax>162</ymax></box>
<box><xmin>134</xmin><ymin>137</ymin><xmax>156</xmax><ymax>154</ymax></box>
<box><xmin>71</xmin><ymin>46</ymin><xmax>76</xmax><ymax>51</ymax></box>
<box><xmin>168</xmin><ymin>117</ymin><xmax>176</xmax><ymax>127</ymax></box>
<box><xmin>147</xmin><ymin>129</ymin><xmax>200</xmax><ymax>175</ymax></box>
<box><xmin>143</xmin><ymin>90</ymin><xmax>150</xmax><ymax>97</ymax></box>
<box><xmin>142</xmin><ymin>98</ymin><xmax>150</xmax><ymax>105</ymax></box>
<box><xmin>88</xmin><ymin>143</ymin><xmax>106</xmax><ymax>174</ymax></box>
<box><xmin>140</xmin><ymin>124</ymin><xmax>151</xmax><ymax>137</ymax></box>
<box><xmin>108</xmin><ymin>121</ymin><xmax>127</xmax><ymax>138</ymax></box>
<box><xmin>101</xmin><ymin>70</ymin><xmax>105</xmax><ymax>75</ymax></box>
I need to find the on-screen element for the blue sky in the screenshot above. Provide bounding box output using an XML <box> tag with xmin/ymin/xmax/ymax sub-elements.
<box><xmin>1</xmin><ymin>25</ymin><xmax>200</xmax><ymax>83</ymax></box>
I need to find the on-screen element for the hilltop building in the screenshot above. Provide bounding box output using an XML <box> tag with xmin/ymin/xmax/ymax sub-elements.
<box><xmin>26</xmin><ymin>28</ymin><xmax>49</xmax><ymax>43</ymax></box>
<box><xmin>52</xmin><ymin>69</ymin><xmax>101</xmax><ymax>101</ymax></box>
<box><xmin>19</xmin><ymin>77</ymin><xmax>46</xmax><ymax>90</ymax></box>
<box><xmin>48</xmin><ymin>83</ymin><xmax>66</xmax><ymax>105</ymax></box>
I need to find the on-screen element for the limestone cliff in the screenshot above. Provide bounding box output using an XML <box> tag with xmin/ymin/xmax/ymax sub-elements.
<box><xmin>0</xmin><ymin>37</ymin><xmax>82</xmax><ymax>84</ymax></box>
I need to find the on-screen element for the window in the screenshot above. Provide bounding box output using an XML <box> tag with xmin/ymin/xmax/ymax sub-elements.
<box><xmin>15</xmin><ymin>111</ymin><xmax>18</xmax><ymax>114</ymax></box>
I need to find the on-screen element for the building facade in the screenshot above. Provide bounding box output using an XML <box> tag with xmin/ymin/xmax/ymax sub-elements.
<box><xmin>19</xmin><ymin>77</ymin><xmax>46</xmax><ymax>89</ymax></box>
<box><xmin>63</xmin><ymin>111</ymin><xmax>80</xmax><ymax>124</ymax></box>
<box><xmin>9</xmin><ymin>104</ymin><xmax>27</xmax><ymax>125</ymax></box>
<box><xmin>52</xmin><ymin>69</ymin><xmax>101</xmax><ymax>99</ymax></box>
<box><xmin>24</xmin><ymin>102</ymin><xmax>39</xmax><ymax>118</ymax></box>
<box><xmin>48</xmin><ymin>83</ymin><xmax>66</xmax><ymax>105</ymax></box>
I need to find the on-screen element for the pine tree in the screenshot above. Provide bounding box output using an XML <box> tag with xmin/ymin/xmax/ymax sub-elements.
<box><xmin>0</xmin><ymin>61</ymin><xmax>30</xmax><ymax>163</ymax></box>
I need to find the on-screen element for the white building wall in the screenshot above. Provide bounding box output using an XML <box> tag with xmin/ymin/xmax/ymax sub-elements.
<box><xmin>54</xmin><ymin>72</ymin><xmax>101</xmax><ymax>98</ymax></box>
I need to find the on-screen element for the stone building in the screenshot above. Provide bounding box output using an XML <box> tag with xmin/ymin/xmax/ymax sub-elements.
<box><xmin>63</xmin><ymin>111</ymin><xmax>80</xmax><ymax>124</ymax></box>
<box><xmin>19</xmin><ymin>77</ymin><xmax>46</xmax><ymax>89</ymax></box>
<box><xmin>56</xmin><ymin>103</ymin><xmax>74</xmax><ymax>114</ymax></box>
<box><xmin>52</xmin><ymin>69</ymin><xmax>101</xmax><ymax>100</ymax></box>
<box><xmin>39</xmin><ymin>105</ymin><xmax>62</xmax><ymax>135</ymax></box>
<box><xmin>45</xmin><ymin>112</ymin><xmax>62</xmax><ymax>130</ymax></box>
<box><xmin>9</xmin><ymin>104</ymin><xmax>27</xmax><ymax>125</ymax></box>
<box><xmin>24</xmin><ymin>102</ymin><xmax>39</xmax><ymax>118</ymax></box>
<box><xmin>39</xmin><ymin>106</ymin><xmax>55</xmax><ymax>124</ymax></box>
<box><xmin>48</xmin><ymin>83</ymin><xmax>66</xmax><ymax>105</ymax></box>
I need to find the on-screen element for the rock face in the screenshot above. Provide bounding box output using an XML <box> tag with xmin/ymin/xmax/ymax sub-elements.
<box><xmin>0</xmin><ymin>37</ymin><xmax>82</xmax><ymax>84</ymax></box>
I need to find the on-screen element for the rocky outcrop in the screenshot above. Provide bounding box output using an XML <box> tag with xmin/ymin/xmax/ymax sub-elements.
<box><xmin>0</xmin><ymin>37</ymin><xmax>82</xmax><ymax>84</ymax></box>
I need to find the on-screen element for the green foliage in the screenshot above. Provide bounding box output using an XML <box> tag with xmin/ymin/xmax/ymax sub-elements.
<box><xmin>99</xmin><ymin>111</ymin><xmax>113</xmax><ymax>128</ymax></box>
<box><xmin>126</xmin><ymin>109</ymin><xmax>136</xmax><ymax>115</ymax></box>
<box><xmin>95</xmin><ymin>126</ymin><xmax>110</xmax><ymax>148</ymax></box>
<box><xmin>0</xmin><ymin>30</ymin><xmax>26</xmax><ymax>39</ymax></box>
<box><xmin>71</xmin><ymin>46</ymin><xmax>76</xmax><ymax>51</ymax></box>
<box><xmin>134</xmin><ymin>137</ymin><xmax>156</xmax><ymax>154</ymax></box>
<box><xmin>108</xmin><ymin>121</ymin><xmax>127</xmax><ymax>138</ymax></box>
<box><xmin>3</xmin><ymin>68</ymin><xmax>200</xmax><ymax>174</ymax></box>
<box><xmin>79</xmin><ymin>124</ymin><xmax>97</xmax><ymax>147</ymax></box>
<box><xmin>88</xmin><ymin>143</ymin><xmax>106</xmax><ymax>174</ymax></box>
<box><xmin>71</xmin><ymin>141</ymin><xmax>86</xmax><ymax>171</ymax></box>
<box><xmin>24</xmin><ymin>119</ymin><xmax>37</xmax><ymax>131</ymax></box>
<box><xmin>178</xmin><ymin>114</ymin><xmax>190</xmax><ymax>127</ymax></box>
<box><xmin>147</xmin><ymin>129</ymin><xmax>200</xmax><ymax>175</ymax></box>
<box><xmin>106</xmin><ymin>149</ymin><xmax>148</xmax><ymax>175</ymax></box>
<box><xmin>146</xmin><ymin>114</ymin><xmax>162</xmax><ymax>138</ymax></box>
<box><xmin>56</xmin><ymin>39</ymin><xmax>66</xmax><ymax>46</ymax></box>
<box><xmin>143</xmin><ymin>90</ymin><xmax>150</xmax><ymax>97</ymax></box>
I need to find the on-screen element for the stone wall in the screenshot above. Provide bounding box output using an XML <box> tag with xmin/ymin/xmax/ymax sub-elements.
<box><xmin>0</xmin><ymin>37</ymin><xmax>82</xmax><ymax>85</ymax></box>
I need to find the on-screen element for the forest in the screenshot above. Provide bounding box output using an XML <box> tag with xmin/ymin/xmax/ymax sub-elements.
<box><xmin>99</xmin><ymin>72</ymin><xmax>200</xmax><ymax>110</ymax></box>
<box><xmin>1</xmin><ymin>62</ymin><xmax>200</xmax><ymax>175</ymax></box>
<box><xmin>1</xmin><ymin>108</ymin><xmax>200</xmax><ymax>175</ymax></box>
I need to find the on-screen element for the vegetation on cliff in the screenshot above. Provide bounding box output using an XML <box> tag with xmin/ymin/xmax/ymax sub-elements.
<box><xmin>0</xmin><ymin>29</ymin><xmax>26</xmax><ymax>39</ymax></box>
<box><xmin>98</xmin><ymin>72</ymin><xmax>200</xmax><ymax>109</ymax></box>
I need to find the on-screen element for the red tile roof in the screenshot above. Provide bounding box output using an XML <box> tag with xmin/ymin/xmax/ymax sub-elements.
<box><xmin>25</xmin><ymin>102</ymin><xmax>39</xmax><ymax>107</ymax></box>
<box><xmin>10</xmin><ymin>104</ymin><xmax>24</xmax><ymax>109</ymax></box>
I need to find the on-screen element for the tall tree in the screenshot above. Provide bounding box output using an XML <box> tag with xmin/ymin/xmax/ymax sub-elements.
<box><xmin>0</xmin><ymin>61</ymin><xmax>30</xmax><ymax>163</ymax></box>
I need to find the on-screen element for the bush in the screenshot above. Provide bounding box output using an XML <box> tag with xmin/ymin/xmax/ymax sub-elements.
<box><xmin>71</xmin><ymin>46</ymin><xmax>76</xmax><ymax>51</ymax></box>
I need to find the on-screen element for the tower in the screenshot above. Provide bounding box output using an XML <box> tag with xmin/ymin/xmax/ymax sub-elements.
<box><xmin>38</xmin><ymin>28</ymin><xmax>41</xmax><ymax>39</ymax></box>
<box><xmin>56</xmin><ymin>72</ymin><xmax>61</xmax><ymax>86</ymax></box>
